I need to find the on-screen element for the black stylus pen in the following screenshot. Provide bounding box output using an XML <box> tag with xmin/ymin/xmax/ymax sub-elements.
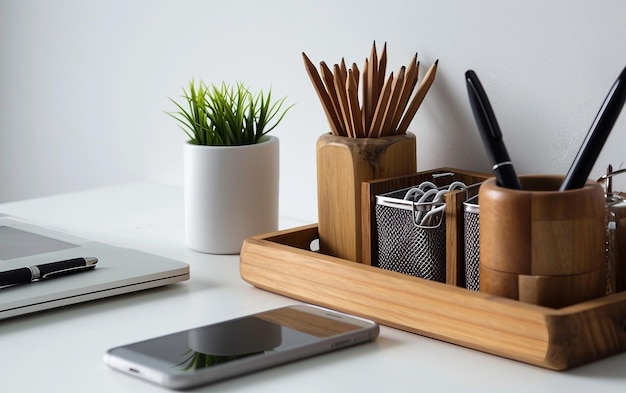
<box><xmin>0</xmin><ymin>257</ymin><xmax>98</xmax><ymax>287</ymax></box>
<box><xmin>559</xmin><ymin>65</ymin><xmax>626</xmax><ymax>191</ymax></box>
<box><xmin>466</xmin><ymin>70</ymin><xmax>522</xmax><ymax>189</ymax></box>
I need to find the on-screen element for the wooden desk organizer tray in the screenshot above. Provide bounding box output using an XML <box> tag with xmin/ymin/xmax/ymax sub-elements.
<box><xmin>240</xmin><ymin>168</ymin><xmax>626</xmax><ymax>370</ymax></box>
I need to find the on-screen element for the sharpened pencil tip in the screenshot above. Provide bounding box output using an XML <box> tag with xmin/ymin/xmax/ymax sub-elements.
<box><xmin>435</xmin><ymin>59</ymin><xmax>439</xmax><ymax>65</ymax></box>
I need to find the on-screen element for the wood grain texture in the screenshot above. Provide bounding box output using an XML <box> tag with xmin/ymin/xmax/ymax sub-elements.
<box><xmin>240</xmin><ymin>224</ymin><xmax>626</xmax><ymax>370</ymax></box>
<box><xmin>479</xmin><ymin>178</ymin><xmax>533</xmax><ymax>273</ymax></box>
<box><xmin>316</xmin><ymin>133</ymin><xmax>416</xmax><ymax>263</ymax></box>
<box><xmin>518</xmin><ymin>269</ymin><xmax>605</xmax><ymax>308</ymax></box>
<box><xmin>480</xmin><ymin>176</ymin><xmax>605</xmax><ymax>274</ymax></box>
<box><xmin>480</xmin><ymin>265</ymin><xmax>520</xmax><ymax>300</ymax></box>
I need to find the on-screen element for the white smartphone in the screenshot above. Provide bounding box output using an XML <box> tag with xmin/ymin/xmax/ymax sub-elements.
<box><xmin>104</xmin><ymin>305</ymin><xmax>379</xmax><ymax>389</ymax></box>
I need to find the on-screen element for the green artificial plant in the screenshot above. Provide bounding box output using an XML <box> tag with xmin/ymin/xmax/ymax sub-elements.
<box><xmin>168</xmin><ymin>80</ymin><xmax>293</xmax><ymax>146</ymax></box>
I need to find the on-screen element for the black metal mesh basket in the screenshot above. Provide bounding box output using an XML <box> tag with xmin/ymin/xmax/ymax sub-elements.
<box><xmin>375</xmin><ymin>187</ymin><xmax>446</xmax><ymax>282</ymax></box>
<box><xmin>463</xmin><ymin>195</ymin><xmax>480</xmax><ymax>291</ymax></box>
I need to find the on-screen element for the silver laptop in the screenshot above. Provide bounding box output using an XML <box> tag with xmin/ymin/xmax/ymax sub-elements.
<box><xmin>0</xmin><ymin>215</ymin><xmax>189</xmax><ymax>320</ymax></box>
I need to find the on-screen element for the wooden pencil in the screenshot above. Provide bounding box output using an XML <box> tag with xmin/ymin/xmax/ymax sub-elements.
<box><xmin>368</xmin><ymin>71</ymin><xmax>394</xmax><ymax>137</ymax></box>
<box><xmin>347</xmin><ymin>69</ymin><xmax>364</xmax><ymax>138</ymax></box>
<box><xmin>339</xmin><ymin>58</ymin><xmax>348</xmax><ymax>86</ymax></box>
<box><xmin>377</xmin><ymin>42</ymin><xmax>387</xmax><ymax>97</ymax></box>
<box><xmin>367</xmin><ymin>42</ymin><xmax>379</xmax><ymax>132</ymax></box>
<box><xmin>390</xmin><ymin>54</ymin><xmax>419</xmax><ymax>134</ymax></box>
<box><xmin>302</xmin><ymin>52</ymin><xmax>342</xmax><ymax>136</ymax></box>
<box><xmin>350</xmin><ymin>62</ymin><xmax>361</xmax><ymax>135</ymax></box>
<box><xmin>333</xmin><ymin>63</ymin><xmax>354</xmax><ymax>138</ymax></box>
<box><xmin>378</xmin><ymin>66</ymin><xmax>405</xmax><ymax>137</ymax></box>
<box><xmin>362</xmin><ymin>58</ymin><xmax>371</xmax><ymax>135</ymax></box>
<box><xmin>320</xmin><ymin>61</ymin><xmax>346</xmax><ymax>136</ymax></box>
<box><xmin>304</xmin><ymin>44</ymin><xmax>434</xmax><ymax>138</ymax></box>
<box><xmin>397</xmin><ymin>59</ymin><xmax>438</xmax><ymax>134</ymax></box>
<box><xmin>351</xmin><ymin>63</ymin><xmax>360</xmax><ymax>90</ymax></box>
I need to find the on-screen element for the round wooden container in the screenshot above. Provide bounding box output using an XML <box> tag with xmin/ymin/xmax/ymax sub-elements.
<box><xmin>478</xmin><ymin>175</ymin><xmax>606</xmax><ymax>307</ymax></box>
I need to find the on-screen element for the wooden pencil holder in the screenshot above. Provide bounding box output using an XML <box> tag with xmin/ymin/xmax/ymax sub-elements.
<box><xmin>316</xmin><ymin>132</ymin><xmax>416</xmax><ymax>262</ymax></box>
<box><xmin>479</xmin><ymin>175</ymin><xmax>606</xmax><ymax>308</ymax></box>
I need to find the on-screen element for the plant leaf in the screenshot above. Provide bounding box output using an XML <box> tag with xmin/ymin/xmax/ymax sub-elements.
<box><xmin>166</xmin><ymin>80</ymin><xmax>293</xmax><ymax>146</ymax></box>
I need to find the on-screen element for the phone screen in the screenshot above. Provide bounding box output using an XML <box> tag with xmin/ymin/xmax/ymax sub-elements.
<box><xmin>105</xmin><ymin>305</ymin><xmax>379</xmax><ymax>388</ymax></box>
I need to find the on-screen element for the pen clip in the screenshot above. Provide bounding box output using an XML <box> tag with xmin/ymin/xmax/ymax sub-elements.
<box><xmin>42</xmin><ymin>265</ymin><xmax>96</xmax><ymax>279</ymax></box>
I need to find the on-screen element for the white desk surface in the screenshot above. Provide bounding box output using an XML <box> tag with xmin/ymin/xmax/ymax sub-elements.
<box><xmin>1</xmin><ymin>182</ymin><xmax>624</xmax><ymax>392</ymax></box>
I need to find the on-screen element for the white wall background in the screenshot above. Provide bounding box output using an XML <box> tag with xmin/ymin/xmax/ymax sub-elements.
<box><xmin>2</xmin><ymin>0</ymin><xmax>626</xmax><ymax>223</ymax></box>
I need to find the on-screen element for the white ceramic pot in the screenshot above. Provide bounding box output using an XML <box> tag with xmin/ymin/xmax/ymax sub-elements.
<box><xmin>184</xmin><ymin>136</ymin><xmax>279</xmax><ymax>254</ymax></box>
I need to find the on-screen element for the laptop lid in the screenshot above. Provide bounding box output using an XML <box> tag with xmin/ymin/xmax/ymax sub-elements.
<box><xmin>0</xmin><ymin>216</ymin><xmax>189</xmax><ymax>320</ymax></box>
